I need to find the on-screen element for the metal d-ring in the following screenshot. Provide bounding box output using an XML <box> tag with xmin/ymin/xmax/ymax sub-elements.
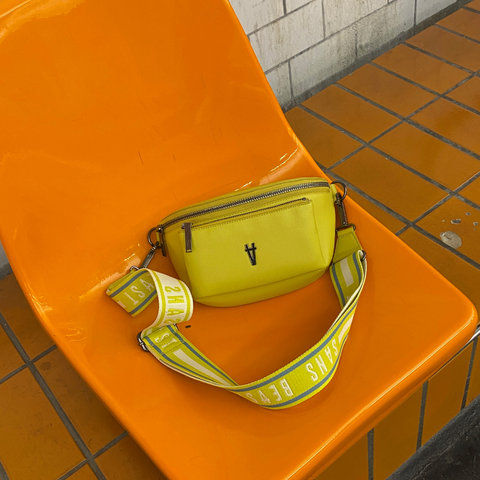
<box><xmin>148</xmin><ymin>226</ymin><xmax>161</xmax><ymax>247</ymax></box>
<box><xmin>331</xmin><ymin>181</ymin><xmax>347</xmax><ymax>200</ymax></box>
<box><xmin>359</xmin><ymin>250</ymin><xmax>367</xmax><ymax>261</ymax></box>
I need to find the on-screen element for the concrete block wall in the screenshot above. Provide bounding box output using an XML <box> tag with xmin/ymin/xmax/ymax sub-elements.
<box><xmin>229</xmin><ymin>0</ymin><xmax>468</xmax><ymax>109</ymax></box>
<box><xmin>0</xmin><ymin>0</ymin><xmax>468</xmax><ymax>274</ymax></box>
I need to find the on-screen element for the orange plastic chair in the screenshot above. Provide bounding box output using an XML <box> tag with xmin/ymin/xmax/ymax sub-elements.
<box><xmin>0</xmin><ymin>0</ymin><xmax>476</xmax><ymax>478</ymax></box>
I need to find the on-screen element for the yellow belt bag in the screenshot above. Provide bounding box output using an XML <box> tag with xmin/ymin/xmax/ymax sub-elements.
<box><xmin>160</xmin><ymin>177</ymin><xmax>337</xmax><ymax>306</ymax></box>
<box><xmin>107</xmin><ymin>177</ymin><xmax>367</xmax><ymax>408</ymax></box>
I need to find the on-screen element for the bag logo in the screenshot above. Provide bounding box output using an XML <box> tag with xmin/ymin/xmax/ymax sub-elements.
<box><xmin>244</xmin><ymin>243</ymin><xmax>257</xmax><ymax>266</ymax></box>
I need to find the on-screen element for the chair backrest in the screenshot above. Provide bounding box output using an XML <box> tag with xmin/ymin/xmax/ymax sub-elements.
<box><xmin>0</xmin><ymin>0</ymin><xmax>317</xmax><ymax>297</ymax></box>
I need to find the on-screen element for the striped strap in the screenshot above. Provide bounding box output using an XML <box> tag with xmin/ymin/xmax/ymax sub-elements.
<box><xmin>107</xmin><ymin>226</ymin><xmax>366</xmax><ymax>409</ymax></box>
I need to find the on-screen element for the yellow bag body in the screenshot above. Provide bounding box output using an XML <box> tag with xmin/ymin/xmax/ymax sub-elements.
<box><xmin>158</xmin><ymin>177</ymin><xmax>337</xmax><ymax>306</ymax></box>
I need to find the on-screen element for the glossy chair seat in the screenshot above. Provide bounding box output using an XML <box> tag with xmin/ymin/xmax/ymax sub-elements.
<box><xmin>0</xmin><ymin>0</ymin><xmax>476</xmax><ymax>478</ymax></box>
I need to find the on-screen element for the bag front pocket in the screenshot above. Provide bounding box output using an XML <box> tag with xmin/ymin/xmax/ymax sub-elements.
<box><xmin>180</xmin><ymin>198</ymin><xmax>327</xmax><ymax>300</ymax></box>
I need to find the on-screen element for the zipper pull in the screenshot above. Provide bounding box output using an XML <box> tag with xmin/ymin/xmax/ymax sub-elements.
<box><xmin>182</xmin><ymin>223</ymin><xmax>193</xmax><ymax>253</ymax></box>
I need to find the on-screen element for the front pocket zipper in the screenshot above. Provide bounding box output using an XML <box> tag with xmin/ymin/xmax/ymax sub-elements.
<box><xmin>181</xmin><ymin>198</ymin><xmax>309</xmax><ymax>253</ymax></box>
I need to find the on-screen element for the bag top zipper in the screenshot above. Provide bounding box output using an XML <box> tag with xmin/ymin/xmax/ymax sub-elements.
<box><xmin>160</xmin><ymin>180</ymin><xmax>330</xmax><ymax>231</ymax></box>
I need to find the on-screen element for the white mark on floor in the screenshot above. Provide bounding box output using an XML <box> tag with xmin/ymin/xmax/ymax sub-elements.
<box><xmin>440</xmin><ymin>231</ymin><xmax>462</xmax><ymax>249</ymax></box>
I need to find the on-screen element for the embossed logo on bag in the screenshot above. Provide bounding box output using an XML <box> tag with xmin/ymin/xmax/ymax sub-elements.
<box><xmin>245</xmin><ymin>243</ymin><xmax>257</xmax><ymax>266</ymax></box>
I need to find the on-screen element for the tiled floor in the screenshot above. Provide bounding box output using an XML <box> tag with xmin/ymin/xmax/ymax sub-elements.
<box><xmin>2</xmin><ymin>4</ymin><xmax>480</xmax><ymax>480</ymax></box>
<box><xmin>287</xmin><ymin>4</ymin><xmax>480</xmax><ymax>313</ymax></box>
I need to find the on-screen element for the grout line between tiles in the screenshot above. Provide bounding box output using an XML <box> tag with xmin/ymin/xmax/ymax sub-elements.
<box><xmin>455</xmin><ymin>193</ymin><xmax>480</xmax><ymax>211</ymax></box>
<box><xmin>0</xmin><ymin>312</ymin><xmax>107</xmax><ymax>480</ymax></box>
<box><xmin>367</xmin><ymin>120</ymin><xmax>404</xmax><ymax>143</ymax></box>
<box><xmin>370</xmin><ymin>143</ymin><xmax>450</xmax><ymax>191</ymax></box>
<box><xmin>0</xmin><ymin>342</ymin><xmax>57</xmax><ymax>385</ymax></box>
<box><xmin>370</xmin><ymin>62</ymin><xmax>440</xmax><ymax>95</ymax></box>
<box><xmin>324</xmin><ymin>171</ymin><xmax>412</xmax><ymax>223</ymax></box>
<box><xmin>403</xmin><ymin>41</ymin><xmax>475</xmax><ymax>73</ymax></box>
<box><xmin>0</xmin><ymin>460</ymin><xmax>9</xmax><ymax>480</ymax></box>
<box><xmin>335</xmin><ymin>83</ymin><xmax>404</xmax><ymax>117</ymax></box>
<box><xmin>298</xmin><ymin>104</ymin><xmax>365</xmax><ymax>144</ymax></box>
<box><xmin>92</xmin><ymin>431</ymin><xmax>129</xmax><ymax>459</ymax></box>
<box><xmin>435</xmin><ymin>24</ymin><xmax>480</xmax><ymax>46</ymax></box>
<box><xmin>413</xmin><ymin>225</ymin><xmax>480</xmax><ymax>269</ymax></box>
<box><xmin>417</xmin><ymin>382</ymin><xmax>429</xmax><ymax>450</ymax></box>
<box><xmin>328</xmin><ymin>146</ymin><xmax>365</xmax><ymax>170</ymax></box>
<box><xmin>30</xmin><ymin>366</ymin><xmax>108</xmax><ymax>480</ymax></box>
<box><xmin>444</xmin><ymin>94</ymin><xmax>480</xmax><ymax>117</ymax></box>
<box><xmin>461</xmin><ymin>337</ymin><xmax>478</xmax><ymax>410</ymax></box>
<box><xmin>407</xmin><ymin>118</ymin><xmax>480</xmax><ymax>162</ymax></box>
<box><xmin>367</xmin><ymin>429</ymin><xmax>374</xmax><ymax>480</ymax></box>
<box><xmin>57</xmin><ymin>460</ymin><xmax>89</xmax><ymax>480</ymax></box>
<box><xmin>0</xmin><ymin>364</ymin><xmax>27</xmax><ymax>386</ymax></box>
<box><xmin>299</xmin><ymin>102</ymin><xmax>402</xmax><ymax>152</ymax></box>
<box><xmin>396</xmin><ymin>225</ymin><xmax>410</xmax><ymax>236</ymax></box>
<box><xmin>451</xmin><ymin>169</ymin><xmax>480</xmax><ymax>196</ymax></box>
<box><xmin>57</xmin><ymin>432</ymin><xmax>129</xmax><ymax>480</ymax></box>
<box><xmin>32</xmin><ymin>344</ymin><xmax>58</xmax><ymax>362</ymax></box>
<box><xmin>463</xmin><ymin>5</ymin><xmax>480</xmax><ymax>14</ymax></box>
<box><xmin>409</xmin><ymin>194</ymin><xmax>454</xmax><ymax>223</ymax></box>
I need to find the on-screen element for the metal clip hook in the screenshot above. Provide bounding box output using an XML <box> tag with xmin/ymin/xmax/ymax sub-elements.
<box><xmin>331</xmin><ymin>181</ymin><xmax>355</xmax><ymax>231</ymax></box>
<box><xmin>130</xmin><ymin>227</ymin><xmax>162</xmax><ymax>272</ymax></box>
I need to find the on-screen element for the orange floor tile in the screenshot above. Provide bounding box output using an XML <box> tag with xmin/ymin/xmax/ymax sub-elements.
<box><xmin>2</xmin><ymin>3</ymin><xmax>480</xmax><ymax>480</ymax></box>
<box><xmin>0</xmin><ymin>275</ymin><xmax>53</xmax><ymax>358</ymax></box>
<box><xmin>0</xmin><ymin>369</ymin><xmax>84</xmax><ymax>480</ymax></box>
<box><xmin>372</xmin><ymin>123</ymin><xmax>480</xmax><ymax>190</ymax></box>
<box><xmin>438</xmin><ymin>8</ymin><xmax>480</xmax><ymax>42</ymax></box>
<box><xmin>373</xmin><ymin>44</ymin><xmax>469</xmax><ymax>93</ymax></box>
<box><xmin>338</xmin><ymin>64</ymin><xmax>436</xmax><ymax>116</ymax></box>
<box><xmin>460</xmin><ymin>176</ymin><xmax>480</xmax><ymax>206</ymax></box>
<box><xmin>302</xmin><ymin>85</ymin><xmax>400</xmax><ymax>141</ymax></box>
<box><xmin>413</xmin><ymin>99</ymin><xmax>480</xmax><ymax>155</ymax></box>
<box><xmin>399</xmin><ymin>229</ymin><xmax>480</xmax><ymax>311</ymax></box>
<box><xmin>406</xmin><ymin>26</ymin><xmax>480</xmax><ymax>71</ymax></box>
<box><xmin>36</xmin><ymin>349</ymin><xmax>125</xmax><ymax>454</ymax></box>
<box><xmin>332</xmin><ymin>148</ymin><xmax>447</xmax><ymax>220</ymax></box>
<box><xmin>95</xmin><ymin>436</ymin><xmax>167</xmax><ymax>480</ymax></box>
<box><xmin>448</xmin><ymin>77</ymin><xmax>480</xmax><ymax>112</ymax></box>
<box><xmin>417</xmin><ymin>197</ymin><xmax>480</xmax><ymax>264</ymax></box>
<box><xmin>284</xmin><ymin>107</ymin><xmax>361</xmax><ymax>167</ymax></box>
<box><xmin>468</xmin><ymin>0</ymin><xmax>480</xmax><ymax>10</ymax></box>
<box><xmin>0</xmin><ymin>327</ymin><xmax>23</xmax><ymax>379</ymax></box>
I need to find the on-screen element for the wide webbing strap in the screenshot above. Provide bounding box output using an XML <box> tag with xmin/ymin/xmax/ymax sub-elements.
<box><xmin>106</xmin><ymin>226</ymin><xmax>366</xmax><ymax>409</ymax></box>
<box><xmin>106</xmin><ymin>269</ymin><xmax>193</xmax><ymax>332</ymax></box>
